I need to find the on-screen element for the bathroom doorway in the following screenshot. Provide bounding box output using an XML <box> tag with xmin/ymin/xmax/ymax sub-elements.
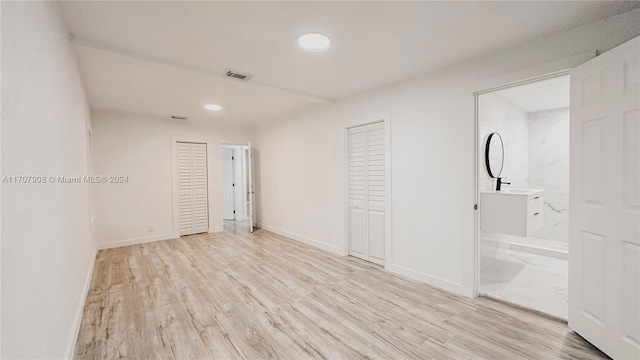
<box><xmin>220</xmin><ymin>144</ymin><xmax>250</xmax><ymax>231</ymax></box>
<box><xmin>476</xmin><ymin>73</ymin><xmax>570</xmax><ymax>319</ymax></box>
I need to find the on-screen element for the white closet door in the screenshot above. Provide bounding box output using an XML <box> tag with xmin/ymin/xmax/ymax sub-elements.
<box><xmin>177</xmin><ymin>143</ymin><xmax>194</xmax><ymax>235</ymax></box>
<box><xmin>347</xmin><ymin>122</ymin><xmax>386</xmax><ymax>264</ymax></box>
<box><xmin>348</xmin><ymin>127</ymin><xmax>367</xmax><ymax>258</ymax></box>
<box><xmin>366</xmin><ymin>123</ymin><xmax>386</xmax><ymax>264</ymax></box>
<box><xmin>191</xmin><ymin>143</ymin><xmax>209</xmax><ymax>234</ymax></box>
<box><xmin>221</xmin><ymin>148</ymin><xmax>235</xmax><ymax>220</ymax></box>
<box><xmin>177</xmin><ymin>142</ymin><xmax>209</xmax><ymax>236</ymax></box>
<box><xmin>569</xmin><ymin>35</ymin><xmax>639</xmax><ymax>359</ymax></box>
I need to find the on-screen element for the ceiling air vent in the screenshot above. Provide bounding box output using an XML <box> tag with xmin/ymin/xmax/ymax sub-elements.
<box><xmin>171</xmin><ymin>115</ymin><xmax>188</xmax><ymax>120</ymax></box>
<box><xmin>225</xmin><ymin>70</ymin><xmax>252</xmax><ymax>81</ymax></box>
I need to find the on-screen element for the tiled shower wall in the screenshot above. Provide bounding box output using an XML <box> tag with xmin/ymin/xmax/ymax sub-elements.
<box><xmin>479</xmin><ymin>91</ymin><xmax>570</xmax><ymax>254</ymax></box>
<box><xmin>528</xmin><ymin>107</ymin><xmax>570</xmax><ymax>244</ymax></box>
<box><xmin>478</xmin><ymin>93</ymin><xmax>529</xmax><ymax>192</ymax></box>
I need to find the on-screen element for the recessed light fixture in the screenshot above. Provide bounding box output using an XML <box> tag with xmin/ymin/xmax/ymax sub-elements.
<box><xmin>297</xmin><ymin>33</ymin><xmax>331</xmax><ymax>50</ymax></box>
<box><xmin>204</xmin><ymin>104</ymin><xmax>223</xmax><ymax>111</ymax></box>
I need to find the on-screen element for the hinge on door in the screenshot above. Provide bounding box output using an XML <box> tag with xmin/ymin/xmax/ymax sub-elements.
<box><xmin>233</xmin><ymin>210</ymin><xmax>236</xmax><ymax>214</ymax></box>
<box><xmin>474</xmin><ymin>204</ymin><xmax>478</xmax><ymax>210</ymax></box>
<box><xmin>232</xmin><ymin>156</ymin><xmax>234</xmax><ymax>160</ymax></box>
<box><xmin>232</xmin><ymin>183</ymin><xmax>235</xmax><ymax>187</ymax></box>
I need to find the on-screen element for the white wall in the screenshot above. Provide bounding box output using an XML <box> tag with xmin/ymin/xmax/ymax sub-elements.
<box><xmin>253</xmin><ymin>10</ymin><xmax>640</xmax><ymax>296</ymax></box>
<box><xmin>1</xmin><ymin>2</ymin><xmax>95</xmax><ymax>358</ymax></box>
<box><xmin>529</xmin><ymin>107</ymin><xmax>570</xmax><ymax>243</ymax></box>
<box><xmin>91</xmin><ymin>111</ymin><xmax>250</xmax><ymax>248</ymax></box>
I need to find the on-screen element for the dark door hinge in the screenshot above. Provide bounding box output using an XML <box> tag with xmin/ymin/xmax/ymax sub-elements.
<box><xmin>474</xmin><ymin>204</ymin><xmax>478</xmax><ymax>210</ymax></box>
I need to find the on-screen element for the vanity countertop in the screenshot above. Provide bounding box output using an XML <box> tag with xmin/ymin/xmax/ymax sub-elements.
<box><xmin>481</xmin><ymin>188</ymin><xmax>544</xmax><ymax>196</ymax></box>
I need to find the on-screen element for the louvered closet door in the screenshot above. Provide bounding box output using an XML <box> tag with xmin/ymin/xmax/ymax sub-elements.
<box><xmin>177</xmin><ymin>142</ymin><xmax>209</xmax><ymax>236</ymax></box>
<box><xmin>347</xmin><ymin>122</ymin><xmax>386</xmax><ymax>264</ymax></box>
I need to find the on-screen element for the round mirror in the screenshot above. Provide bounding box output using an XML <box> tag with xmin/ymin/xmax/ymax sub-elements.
<box><xmin>485</xmin><ymin>132</ymin><xmax>504</xmax><ymax>178</ymax></box>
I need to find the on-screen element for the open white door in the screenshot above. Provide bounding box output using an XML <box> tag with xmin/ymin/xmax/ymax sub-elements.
<box><xmin>248</xmin><ymin>142</ymin><xmax>255</xmax><ymax>233</ymax></box>
<box><xmin>221</xmin><ymin>148</ymin><xmax>235</xmax><ymax>220</ymax></box>
<box><xmin>569</xmin><ymin>35</ymin><xmax>639</xmax><ymax>359</ymax></box>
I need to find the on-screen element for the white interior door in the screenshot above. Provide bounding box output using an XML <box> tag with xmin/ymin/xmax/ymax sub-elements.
<box><xmin>247</xmin><ymin>142</ymin><xmax>255</xmax><ymax>233</ymax></box>
<box><xmin>221</xmin><ymin>148</ymin><xmax>235</xmax><ymax>220</ymax></box>
<box><xmin>569</xmin><ymin>35</ymin><xmax>639</xmax><ymax>359</ymax></box>
<box><xmin>177</xmin><ymin>142</ymin><xmax>209</xmax><ymax>236</ymax></box>
<box><xmin>347</xmin><ymin>122</ymin><xmax>386</xmax><ymax>265</ymax></box>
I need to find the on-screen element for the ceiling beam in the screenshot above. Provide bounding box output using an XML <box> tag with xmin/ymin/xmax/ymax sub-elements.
<box><xmin>68</xmin><ymin>35</ymin><xmax>336</xmax><ymax>105</ymax></box>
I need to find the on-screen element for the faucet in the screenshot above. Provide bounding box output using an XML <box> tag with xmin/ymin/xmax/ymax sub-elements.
<box><xmin>496</xmin><ymin>177</ymin><xmax>510</xmax><ymax>191</ymax></box>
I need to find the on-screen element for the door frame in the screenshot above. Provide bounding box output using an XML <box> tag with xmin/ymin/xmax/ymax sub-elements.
<box><xmin>220</xmin><ymin>143</ymin><xmax>250</xmax><ymax>222</ymax></box>
<box><xmin>472</xmin><ymin>69</ymin><xmax>574</xmax><ymax>297</ymax></box>
<box><xmin>170</xmin><ymin>136</ymin><xmax>213</xmax><ymax>237</ymax></box>
<box><xmin>343</xmin><ymin>114</ymin><xmax>392</xmax><ymax>266</ymax></box>
<box><xmin>220</xmin><ymin>146</ymin><xmax>236</xmax><ymax>220</ymax></box>
<box><xmin>221</xmin><ymin>142</ymin><xmax>252</xmax><ymax>224</ymax></box>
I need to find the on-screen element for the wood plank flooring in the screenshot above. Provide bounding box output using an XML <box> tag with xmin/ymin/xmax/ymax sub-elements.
<box><xmin>74</xmin><ymin>221</ymin><xmax>608</xmax><ymax>359</ymax></box>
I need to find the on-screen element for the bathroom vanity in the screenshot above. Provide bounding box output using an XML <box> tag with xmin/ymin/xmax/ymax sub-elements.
<box><xmin>480</xmin><ymin>189</ymin><xmax>544</xmax><ymax>236</ymax></box>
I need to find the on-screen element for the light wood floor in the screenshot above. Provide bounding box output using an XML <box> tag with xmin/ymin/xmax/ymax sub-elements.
<box><xmin>75</xmin><ymin>221</ymin><xmax>608</xmax><ymax>359</ymax></box>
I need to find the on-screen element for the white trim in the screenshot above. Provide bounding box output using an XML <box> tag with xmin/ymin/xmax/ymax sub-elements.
<box><xmin>471</xmin><ymin>51</ymin><xmax>595</xmax><ymax>297</ymax></box>
<box><xmin>208</xmin><ymin>226</ymin><xmax>223</xmax><ymax>233</ymax></box>
<box><xmin>258</xmin><ymin>223</ymin><xmax>343</xmax><ymax>255</ymax></box>
<box><xmin>64</xmin><ymin>243</ymin><xmax>98</xmax><ymax>359</ymax></box>
<box><xmin>96</xmin><ymin>228</ymin><xmax>226</xmax><ymax>250</ymax></box>
<box><xmin>386</xmin><ymin>264</ymin><xmax>466</xmax><ymax>296</ymax></box>
<box><xmin>384</xmin><ymin>113</ymin><xmax>393</xmax><ymax>267</ymax></box>
<box><xmin>343</xmin><ymin>113</ymin><xmax>393</xmax><ymax>265</ymax></box>
<box><xmin>343</xmin><ymin>127</ymin><xmax>349</xmax><ymax>256</ymax></box>
<box><xmin>97</xmin><ymin>233</ymin><xmax>176</xmax><ymax>250</ymax></box>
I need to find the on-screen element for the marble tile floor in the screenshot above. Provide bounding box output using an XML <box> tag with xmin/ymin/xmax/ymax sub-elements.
<box><xmin>480</xmin><ymin>248</ymin><xmax>568</xmax><ymax>319</ymax></box>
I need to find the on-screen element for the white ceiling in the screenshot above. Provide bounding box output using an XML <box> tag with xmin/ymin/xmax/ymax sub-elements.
<box><xmin>72</xmin><ymin>44</ymin><xmax>317</xmax><ymax>125</ymax></box>
<box><xmin>60</xmin><ymin>1</ymin><xmax>640</xmax><ymax>124</ymax></box>
<box><xmin>496</xmin><ymin>75</ymin><xmax>570</xmax><ymax>113</ymax></box>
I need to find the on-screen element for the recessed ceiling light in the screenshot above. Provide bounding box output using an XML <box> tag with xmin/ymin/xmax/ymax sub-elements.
<box><xmin>204</xmin><ymin>104</ymin><xmax>223</xmax><ymax>111</ymax></box>
<box><xmin>298</xmin><ymin>33</ymin><xmax>331</xmax><ymax>50</ymax></box>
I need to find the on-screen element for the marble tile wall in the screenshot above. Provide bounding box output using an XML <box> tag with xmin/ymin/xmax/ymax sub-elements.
<box><xmin>478</xmin><ymin>93</ymin><xmax>529</xmax><ymax>192</ymax></box>
<box><xmin>527</xmin><ymin>107</ymin><xmax>570</xmax><ymax>244</ymax></box>
<box><xmin>478</xmin><ymin>93</ymin><xmax>530</xmax><ymax>264</ymax></box>
<box><xmin>479</xmin><ymin>95</ymin><xmax>570</xmax><ymax>262</ymax></box>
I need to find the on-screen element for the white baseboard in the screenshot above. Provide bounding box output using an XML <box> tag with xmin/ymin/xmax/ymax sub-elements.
<box><xmin>64</xmin><ymin>243</ymin><xmax>98</xmax><ymax>359</ymax></box>
<box><xmin>385</xmin><ymin>264</ymin><xmax>467</xmax><ymax>297</ymax></box>
<box><xmin>257</xmin><ymin>223</ymin><xmax>343</xmax><ymax>255</ymax></box>
<box><xmin>97</xmin><ymin>233</ymin><xmax>176</xmax><ymax>250</ymax></box>
<box><xmin>208</xmin><ymin>227</ymin><xmax>223</xmax><ymax>233</ymax></box>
